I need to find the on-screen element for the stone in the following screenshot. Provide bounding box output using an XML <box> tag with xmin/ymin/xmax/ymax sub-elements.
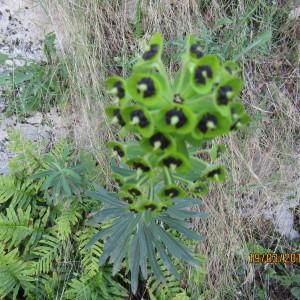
<box><xmin>15</xmin><ymin>123</ymin><xmax>50</xmax><ymax>142</ymax></box>
<box><xmin>26</xmin><ymin>112</ymin><xmax>43</xmax><ymax>125</ymax></box>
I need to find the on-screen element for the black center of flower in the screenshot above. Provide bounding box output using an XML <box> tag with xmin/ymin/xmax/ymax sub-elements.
<box><xmin>149</xmin><ymin>132</ymin><xmax>170</xmax><ymax>150</ymax></box>
<box><xmin>115</xmin><ymin>179</ymin><xmax>123</xmax><ymax>187</ymax></box>
<box><xmin>198</xmin><ymin>114</ymin><xmax>218</xmax><ymax>133</ymax></box>
<box><xmin>163</xmin><ymin>156</ymin><xmax>182</xmax><ymax>168</ymax></box>
<box><xmin>195</xmin><ymin>185</ymin><xmax>204</xmax><ymax>191</ymax></box>
<box><xmin>164</xmin><ymin>188</ymin><xmax>179</xmax><ymax>198</ymax></box>
<box><xmin>130</xmin><ymin>208</ymin><xmax>138</xmax><ymax>213</ymax></box>
<box><xmin>217</xmin><ymin>85</ymin><xmax>233</xmax><ymax>105</ymax></box>
<box><xmin>190</xmin><ymin>43</ymin><xmax>204</xmax><ymax>58</ymax></box>
<box><xmin>113</xmin><ymin>145</ymin><xmax>124</xmax><ymax>157</ymax></box>
<box><xmin>207</xmin><ymin>168</ymin><xmax>221</xmax><ymax>178</ymax></box>
<box><xmin>161</xmin><ymin>205</ymin><xmax>168</xmax><ymax>211</ymax></box>
<box><xmin>132</xmin><ymin>162</ymin><xmax>150</xmax><ymax>172</ymax></box>
<box><xmin>113</xmin><ymin>81</ymin><xmax>125</xmax><ymax>99</ymax></box>
<box><xmin>113</xmin><ymin>109</ymin><xmax>126</xmax><ymax>126</ymax></box>
<box><xmin>122</xmin><ymin>196</ymin><xmax>133</xmax><ymax>204</ymax></box>
<box><xmin>137</xmin><ymin>78</ymin><xmax>155</xmax><ymax>98</ymax></box>
<box><xmin>130</xmin><ymin>109</ymin><xmax>149</xmax><ymax>128</ymax></box>
<box><xmin>165</xmin><ymin>108</ymin><xmax>187</xmax><ymax>128</ymax></box>
<box><xmin>142</xmin><ymin>44</ymin><xmax>158</xmax><ymax>60</ymax></box>
<box><xmin>128</xmin><ymin>188</ymin><xmax>141</xmax><ymax>197</ymax></box>
<box><xmin>143</xmin><ymin>203</ymin><xmax>157</xmax><ymax>211</ymax></box>
<box><xmin>194</xmin><ymin>65</ymin><xmax>213</xmax><ymax>85</ymax></box>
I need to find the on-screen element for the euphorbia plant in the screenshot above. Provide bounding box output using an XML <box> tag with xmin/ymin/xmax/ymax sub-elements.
<box><xmin>87</xmin><ymin>32</ymin><xmax>250</xmax><ymax>294</ymax></box>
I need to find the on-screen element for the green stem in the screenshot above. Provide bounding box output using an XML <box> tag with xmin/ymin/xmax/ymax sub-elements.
<box><xmin>148</xmin><ymin>181</ymin><xmax>154</xmax><ymax>201</ymax></box>
<box><xmin>138</xmin><ymin>175</ymin><xmax>149</xmax><ymax>186</ymax></box>
<box><xmin>163</xmin><ymin>167</ymin><xmax>173</xmax><ymax>185</ymax></box>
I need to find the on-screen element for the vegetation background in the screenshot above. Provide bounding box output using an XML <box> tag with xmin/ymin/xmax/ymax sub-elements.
<box><xmin>0</xmin><ymin>0</ymin><xmax>299</xmax><ymax>299</ymax></box>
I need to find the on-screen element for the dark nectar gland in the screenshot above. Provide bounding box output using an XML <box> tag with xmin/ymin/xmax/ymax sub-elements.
<box><xmin>194</xmin><ymin>65</ymin><xmax>213</xmax><ymax>85</ymax></box>
<box><xmin>165</xmin><ymin>108</ymin><xmax>187</xmax><ymax>128</ymax></box>
<box><xmin>137</xmin><ymin>77</ymin><xmax>156</xmax><ymax>98</ymax></box>
<box><xmin>198</xmin><ymin>113</ymin><xmax>218</xmax><ymax>133</ymax></box>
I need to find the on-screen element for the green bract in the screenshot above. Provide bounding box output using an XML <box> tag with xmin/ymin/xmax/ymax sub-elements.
<box><xmin>105</xmin><ymin>76</ymin><xmax>128</xmax><ymax>105</ymax></box>
<box><xmin>88</xmin><ymin>32</ymin><xmax>250</xmax><ymax>295</ymax></box>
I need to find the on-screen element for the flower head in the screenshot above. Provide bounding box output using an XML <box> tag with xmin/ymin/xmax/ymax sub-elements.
<box><xmin>159</xmin><ymin>152</ymin><xmax>190</xmax><ymax>173</ymax></box>
<box><xmin>157</xmin><ymin>104</ymin><xmax>196</xmax><ymax>135</ymax></box>
<box><xmin>122</xmin><ymin>105</ymin><xmax>154</xmax><ymax>137</ymax></box>
<box><xmin>159</xmin><ymin>184</ymin><xmax>186</xmax><ymax>199</ymax></box>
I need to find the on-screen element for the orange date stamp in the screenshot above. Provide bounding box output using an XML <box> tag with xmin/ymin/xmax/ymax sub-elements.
<box><xmin>249</xmin><ymin>253</ymin><xmax>300</xmax><ymax>264</ymax></box>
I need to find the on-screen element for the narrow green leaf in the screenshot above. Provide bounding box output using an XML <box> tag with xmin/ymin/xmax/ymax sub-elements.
<box><xmin>88</xmin><ymin>207</ymin><xmax>127</xmax><ymax>225</ymax></box>
<box><xmin>86</xmin><ymin>186</ymin><xmax>124</xmax><ymax>206</ymax></box>
<box><xmin>144</xmin><ymin>225</ymin><xmax>165</xmax><ymax>282</ymax></box>
<box><xmin>152</xmin><ymin>223</ymin><xmax>199</xmax><ymax>267</ymax></box>
<box><xmin>172</xmin><ymin>197</ymin><xmax>202</xmax><ymax>209</ymax></box>
<box><xmin>159</xmin><ymin>216</ymin><xmax>204</xmax><ymax>241</ymax></box>
<box><xmin>149</xmin><ymin>227</ymin><xmax>180</xmax><ymax>280</ymax></box>
<box><xmin>234</xmin><ymin>30</ymin><xmax>272</xmax><ymax>60</ymax></box>
<box><xmin>167</xmin><ymin>207</ymin><xmax>208</xmax><ymax>220</ymax></box>
<box><xmin>138</xmin><ymin>222</ymin><xmax>148</xmax><ymax>279</ymax></box>
<box><xmin>128</xmin><ymin>234</ymin><xmax>140</xmax><ymax>294</ymax></box>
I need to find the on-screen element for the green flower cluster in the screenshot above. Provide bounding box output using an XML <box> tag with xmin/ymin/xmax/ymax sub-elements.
<box><xmin>105</xmin><ymin>32</ymin><xmax>249</xmax><ymax>213</ymax></box>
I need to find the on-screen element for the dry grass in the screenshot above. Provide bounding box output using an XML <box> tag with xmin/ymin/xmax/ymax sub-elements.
<box><xmin>42</xmin><ymin>0</ymin><xmax>299</xmax><ymax>298</ymax></box>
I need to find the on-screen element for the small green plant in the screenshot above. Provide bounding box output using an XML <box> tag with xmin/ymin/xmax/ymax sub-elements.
<box><xmin>0</xmin><ymin>134</ymin><xmax>126</xmax><ymax>299</ymax></box>
<box><xmin>87</xmin><ymin>32</ymin><xmax>250</xmax><ymax>294</ymax></box>
<box><xmin>0</xmin><ymin>32</ymin><xmax>68</xmax><ymax>116</ymax></box>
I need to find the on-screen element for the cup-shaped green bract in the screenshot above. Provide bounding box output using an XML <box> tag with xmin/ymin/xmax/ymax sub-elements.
<box><xmin>140</xmin><ymin>131</ymin><xmax>176</xmax><ymax>153</ymax></box>
<box><xmin>188</xmin><ymin>55</ymin><xmax>221</xmax><ymax>96</ymax></box>
<box><xmin>105</xmin><ymin>76</ymin><xmax>128</xmax><ymax>105</ymax></box>
<box><xmin>193</xmin><ymin>106</ymin><xmax>231</xmax><ymax>140</ymax></box>
<box><xmin>230</xmin><ymin>102</ymin><xmax>250</xmax><ymax>131</ymax></box>
<box><xmin>134</xmin><ymin>200</ymin><xmax>167</xmax><ymax>213</ymax></box>
<box><xmin>203</xmin><ymin>165</ymin><xmax>226</xmax><ymax>182</ymax></box>
<box><xmin>159</xmin><ymin>151</ymin><xmax>190</xmax><ymax>173</ymax></box>
<box><xmin>190</xmin><ymin>181</ymin><xmax>209</xmax><ymax>196</ymax></box>
<box><xmin>122</xmin><ymin>183</ymin><xmax>143</xmax><ymax>198</ymax></box>
<box><xmin>156</xmin><ymin>104</ymin><xmax>197</xmax><ymax>135</ymax></box>
<box><xmin>223</xmin><ymin>60</ymin><xmax>241</xmax><ymax>77</ymax></box>
<box><xmin>112</xmin><ymin>173</ymin><xmax>125</xmax><ymax>187</ymax></box>
<box><xmin>134</xmin><ymin>32</ymin><xmax>163</xmax><ymax>68</ymax></box>
<box><xmin>127</xmin><ymin>157</ymin><xmax>152</xmax><ymax>174</ymax></box>
<box><xmin>105</xmin><ymin>106</ymin><xmax>126</xmax><ymax>127</ymax></box>
<box><xmin>127</xmin><ymin>71</ymin><xmax>169</xmax><ymax>108</ymax></box>
<box><xmin>107</xmin><ymin>141</ymin><xmax>126</xmax><ymax>159</ymax></box>
<box><xmin>215</xmin><ymin>78</ymin><xmax>243</xmax><ymax>106</ymax></box>
<box><xmin>209</xmin><ymin>143</ymin><xmax>226</xmax><ymax>161</ymax></box>
<box><xmin>122</xmin><ymin>105</ymin><xmax>154</xmax><ymax>137</ymax></box>
<box><xmin>188</xmin><ymin>36</ymin><xmax>204</xmax><ymax>61</ymax></box>
<box><xmin>158</xmin><ymin>184</ymin><xmax>186</xmax><ymax>200</ymax></box>
<box><xmin>118</xmin><ymin>191</ymin><xmax>135</xmax><ymax>204</ymax></box>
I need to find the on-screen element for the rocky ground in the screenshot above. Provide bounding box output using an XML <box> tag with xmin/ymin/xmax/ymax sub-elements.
<box><xmin>0</xmin><ymin>0</ymin><xmax>67</xmax><ymax>174</ymax></box>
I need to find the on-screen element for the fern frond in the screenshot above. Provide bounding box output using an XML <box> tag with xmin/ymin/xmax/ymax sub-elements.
<box><xmin>63</xmin><ymin>228</ymin><xmax>127</xmax><ymax>300</ymax></box>
<box><xmin>64</xmin><ymin>271</ymin><xmax>127</xmax><ymax>300</ymax></box>
<box><xmin>32</xmin><ymin>233</ymin><xmax>61</xmax><ymax>275</ymax></box>
<box><xmin>0</xmin><ymin>206</ymin><xmax>34</xmax><ymax>248</ymax></box>
<box><xmin>0</xmin><ymin>176</ymin><xmax>40</xmax><ymax>208</ymax></box>
<box><xmin>0</xmin><ymin>245</ymin><xmax>35</xmax><ymax>299</ymax></box>
<box><xmin>55</xmin><ymin>206</ymin><xmax>81</xmax><ymax>240</ymax></box>
<box><xmin>77</xmin><ymin>228</ymin><xmax>104</xmax><ymax>278</ymax></box>
<box><xmin>147</xmin><ymin>258</ymin><xmax>186</xmax><ymax>300</ymax></box>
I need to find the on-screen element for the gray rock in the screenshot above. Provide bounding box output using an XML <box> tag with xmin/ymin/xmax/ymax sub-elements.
<box><xmin>0</xmin><ymin>151</ymin><xmax>10</xmax><ymax>175</ymax></box>
<box><xmin>16</xmin><ymin>123</ymin><xmax>50</xmax><ymax>141</ymax></box>
<box><xmin>26</xmin><ymin>112</ymin><xmax>43</xmax><ymax>125</ymax></box>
